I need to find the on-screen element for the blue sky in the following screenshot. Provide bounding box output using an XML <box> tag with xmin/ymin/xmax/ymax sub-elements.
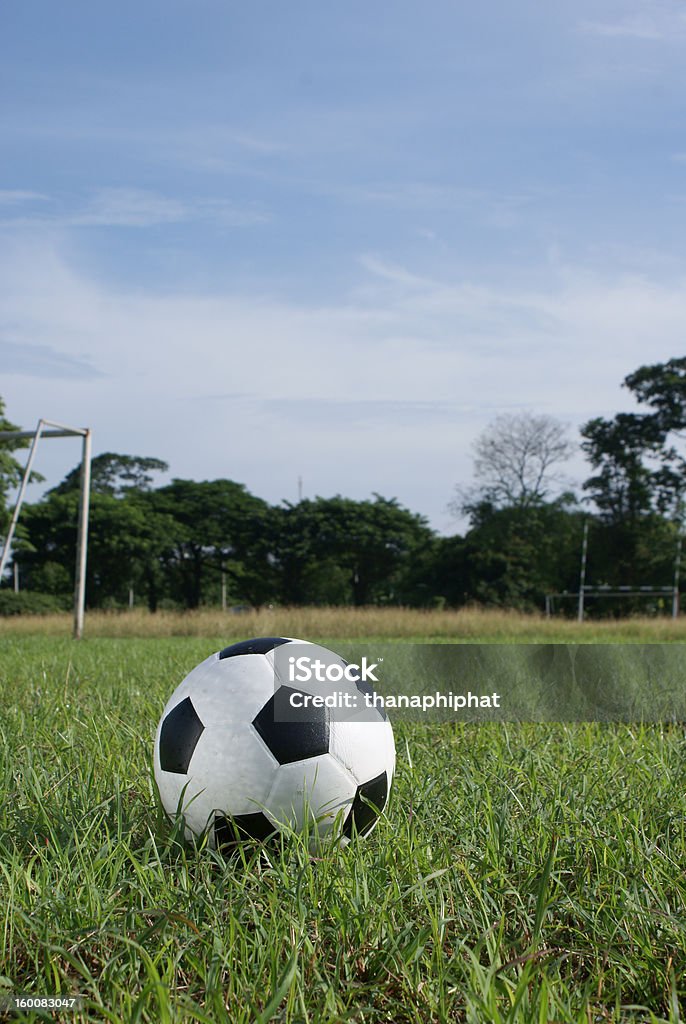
<box><xmin>2</xmin><ymin>0</ymin><xmax>686</xmax><ymax>531</ymax></box>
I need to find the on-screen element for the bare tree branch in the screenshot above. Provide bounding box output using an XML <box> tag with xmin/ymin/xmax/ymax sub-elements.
<box><xmin>455</xmin><ymin>412</ymin><xmax>575</xmax><ymax>514</ymax></box>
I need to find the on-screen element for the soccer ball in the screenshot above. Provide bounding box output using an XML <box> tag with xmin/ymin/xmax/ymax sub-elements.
<box><xmin>153</xmin><ymin>636</ymin><xmax>395</xmax><ymax>850</ymax></box>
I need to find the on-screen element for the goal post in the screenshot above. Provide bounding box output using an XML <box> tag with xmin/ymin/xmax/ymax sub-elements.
<box><xmin>546</xmin><ymin>585</ymin><xmax>679</xmax><ymax>620</ymax></box>
<box><xmin>545</xmin><ymin>519</ymin><xmax>684</xmax><ymax>621</ymax></box>
<box><xmin>0</xmin><ymin>420</ymin><xmax>92</xmax><ymax>639</ymax></box>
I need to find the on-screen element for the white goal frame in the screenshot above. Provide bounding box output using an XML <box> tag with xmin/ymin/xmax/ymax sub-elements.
<box><xmin>545</xmin><ymin>521</ymin><xmax>683</xmax><ymax>622</ymax></box>
<box><xmin>0</xmin><ymin>420</ymin><xmax>92</xmax><ymax>639</ymax></box>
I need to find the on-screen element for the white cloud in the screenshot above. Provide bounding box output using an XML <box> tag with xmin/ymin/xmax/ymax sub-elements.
<box><xmin>0</xmin><ymin>190</ymin><xmax>49</xmax><ymax>205</ymax></box>
<box><xmin>580</xmin><ymin>16</ymin><xmax>664</xmax><ymax>40</ymax></box>
<box><xmin>357</xmin><ymin>255</ymin><xmax>436</xmax><ymax>290</ymax></box>
<box><xmin>0</xmin><ymin>339</ymin><xmax>103</xmax><ymax>379</ymax></box>
<box><xmin>331</xmin><ymin>181</ymin><xmax>483</xmax><ymax>209</ymax></box>
<box><xmin>316</xmin><ymin>180</ymin><xmax>536</xmax><ymax>231</ymax></box>
<box><xmin>0</xmin><ymin>188</ymin><xmax>270</xmax><ymax>230</ymax></box>
<box><xmin>71</xmin><ymin>188</ymin><xmax>188</xmax><ymax>227</ymax></box>
<box><xmin>1</xmin><ymin>237</ymin><xmax>684</xmax><ymax>529</ymax></box>
<box><xmin>579</xmin><ymin>7</ymin><xmax>686</xmax><ymax>43</ymax></box>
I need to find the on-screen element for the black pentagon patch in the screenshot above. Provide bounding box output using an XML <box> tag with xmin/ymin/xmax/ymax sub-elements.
<box><xmin>219</xmin><ymin>637</ymin><xmax>291</xmax><ymax>660</ymax></box>
<box><xmin>158</xmin><ymin>696</ymin><xmax>205</xmax><ymax>774</ymax></box>
<box><xmin>343</xmin><ymin>771</ymin><xmax>388</xmax><ymax>839</ymax></box>
<box><xmin>252</xmin><ymin>686</ymin><xmax>330</xmax><ymax>765</ymax></box>
<box><xmin>214</xmin><ymin>811</ymin><xmax>277</xmax><ymax>850</ymax></box>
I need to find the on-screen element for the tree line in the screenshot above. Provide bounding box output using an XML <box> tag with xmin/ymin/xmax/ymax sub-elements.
<box><xmin>1</xmin><ymin>356</ymin><xmax>685</xmax><ymax>615</ymax></box>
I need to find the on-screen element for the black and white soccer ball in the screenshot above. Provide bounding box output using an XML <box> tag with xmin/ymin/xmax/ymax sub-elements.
<box><xmin>153</xmin><ymin>637</ymin><xmax>395</xmax><ymax>850</ymax></box>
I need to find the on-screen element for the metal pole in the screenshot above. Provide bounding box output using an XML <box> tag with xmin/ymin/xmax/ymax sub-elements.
<box><xmin>13</xmin><ymin>561</ymin><xmax>19</xmax><ymax>593</ymax></box>
<box><xmin>0</xmin><ymin>419</ymin><xmax>45</xmax><ymax>581</ymax></box>
<box><xmin>544</xmin><ymin>594</ymin><xmax>551</xmax><ymax>618</ymax></box>
<box><xmin>221</xmin><ymin>570</ymin><xmax>227</xmax><ymax>611</ymax></box>
<box><xmin>577</xmin><ymin>520</ymin><xmax>589</xmax><ymax>623</ymax></box>
<box><xmin>73</xmin><ymin>429</ymin><xmax>92</xmax><ymax>640</ymax></box>
<box><xmin>0</xmin><ymin>428</ymin><xmax>83</xmax><ymax>441</ymax></box>
<box><xmin>673</xmin><ymin>534</ymin><xmax>682</xmax><ymax>619</ymax></box>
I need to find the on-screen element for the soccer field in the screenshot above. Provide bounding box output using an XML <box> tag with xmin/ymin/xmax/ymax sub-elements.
<box><xmin>1</xmin><ymin>619</ymin><xmax>686</xmax><ymax>1022</ymax></box>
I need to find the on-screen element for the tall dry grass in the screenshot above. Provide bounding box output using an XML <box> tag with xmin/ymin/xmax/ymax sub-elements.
<box><xmin>2</xmin><ymin>605</ymin><xmax>686</xmax><ymax>640</ymax></box>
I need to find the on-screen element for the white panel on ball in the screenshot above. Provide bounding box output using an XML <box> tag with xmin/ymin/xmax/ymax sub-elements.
<box><xmin>329</xmin><ymin>717</ymin><xmax>396</xmax><ymax>787</ymax></box>
<box><xmin>265</xmin><ymin>753</ymin><xmax>358</xmax><ymax>838</ymax></box>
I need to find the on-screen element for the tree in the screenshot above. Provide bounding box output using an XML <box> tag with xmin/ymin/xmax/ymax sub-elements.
<box><xmin>0</xmin><ymin>397</ymin><xmax>34</xmax><ymax>538</ymax></box>
<box><xmin>16</xmin><ymin>488</ymin><xmax>180</xmax><ymax>609</ymax></box>
<box><xmin>50</xmin><ymin>452</ymin><xmax>168</xmax><ymax>497</ymax></box>
<box><xmin>624</xmin><ymin>356</ymin><xmax>686</xmax><ymax>435</ymax></box>
<box><xmin>581</xmin><ymin>358</ymin><xmax>686</xmax><ymax>524</ymax></box>
<box><xmin>453</xmin><ymin>495</ymin><xmax>583</xmax><ymax>610</ymax></box>
<box><xmin>35</xmin><ymin>451</ymin><xmax>173</xmax><ymax>607</ymax></box>
<box><xmin>149</xmin><ymin>479</ymin><xmax>276</xmax><ymax>608</ymax></box>
<box><xmin>454</xmin><ymin>412</ymin><xmax>574</xmax><ymax>515</ymax></box>
<box><xmin>14</xmin><ymin>452</ymin><xmax>173</xmax><ymax>608</ymax></box>
<box><xmin>275</xmin><ymin>495</ymin><xmax>433</xmax><ymax>606</ymax></box>
<box><xmin>580</xmin><ymin>413</ymin><xmax>667</xmax><ymax>523</ymax></box>
<box><xmin>579</xmin><ymin>357</ymin><xmax>686</xmax><ymax>598</ymax></box>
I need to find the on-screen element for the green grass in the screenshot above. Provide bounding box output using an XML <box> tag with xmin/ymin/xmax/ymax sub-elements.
<box><xmin>6</xmin><ymin>604</ymin><xmax>686</xmax><ymax>641</ymax></box>
<box><xmin>1</xmin><ymin>635</ymin><xmax>686</xmax><ymax>1022</ymax></box>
